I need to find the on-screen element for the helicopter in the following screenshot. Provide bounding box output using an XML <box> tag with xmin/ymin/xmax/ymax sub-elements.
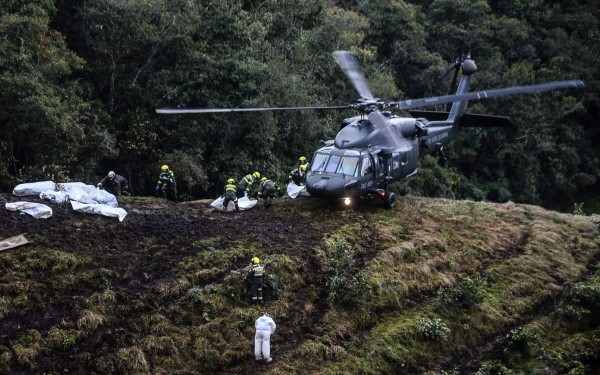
<box><xmin>156</xmin><ymin>51</ymin><xmax>584</xmax><ymax>209</ymax></box>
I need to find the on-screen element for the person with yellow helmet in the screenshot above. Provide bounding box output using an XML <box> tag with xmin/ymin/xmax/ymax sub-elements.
<box><xmin>156</xmin><ymin>164</ymin><xmax>177</xmax><ymax>202</ymax></box>
<box><xmin>245</xmin><ymin>257</ymin><xmax>266</xmax><ymax>305</ymax></box>
<box><xmin>222</xmin><ymin>178</ymin><xmax>240</xmax><ymax>212</ymax></box>
<box><xmin>236</xmin><ymin>171</ymin><xmax>261</xmax><ymax>198</ymax></box>
<box><xmin>288</xmin><ymin>164</ymin><xmax>307</xmax><ymax>186</ymax></box>
<box><xmin>298</xmin><ymin>156</ymin><xmax>308</xmax><ymax>167</ymax></box>
<box><xmin>258</xmin><ymin>177</ymin><xmax>279</xmax><ymax>208</ymax></box>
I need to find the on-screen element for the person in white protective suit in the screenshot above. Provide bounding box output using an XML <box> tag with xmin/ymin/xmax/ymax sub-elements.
<box><xmin>254</xmin><ymin>313</ymin><xmax>276</xmax><ymax>362</ymax></box>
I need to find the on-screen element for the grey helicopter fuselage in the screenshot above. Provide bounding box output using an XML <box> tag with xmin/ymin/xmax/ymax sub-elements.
<box><xmin>305</xmin><ymin>60</ymin><xmax>476</xmax><ymax>204</ymax></box>
<box><xmin>306</xmin><ymin>111</ymin><xmax>459</xmax><ymax>203</ymax></box>
<box><xmin>155</xmin><ymin>51</ymin><xmax>582</xmax><ymax>209</ymax></box>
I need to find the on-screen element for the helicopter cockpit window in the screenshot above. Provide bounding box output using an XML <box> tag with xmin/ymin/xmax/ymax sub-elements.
<box><xmin>311</xmin><ymin>153</ymin><xmax>329</xmax><ymax>172</ymax></box>
<box><xmin>335</xmin><ymin>156</ymin><xmax>359</xmax><ymax>176</ymax></box>
<box><xmin>311</xmin><ymin>152</ymin><xmax>359</xmax><ymax>176</ymax></box>
<box><xmin>325</xmin><ymin>155</ymin><xmax>342</xmax><ymax>173</ymax></box>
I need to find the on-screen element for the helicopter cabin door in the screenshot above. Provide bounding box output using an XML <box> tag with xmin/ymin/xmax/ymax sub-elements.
<box><xmin>391</xmin><ymin>150</ymin><xmax>416</xmax><ymax>179</ymax></box>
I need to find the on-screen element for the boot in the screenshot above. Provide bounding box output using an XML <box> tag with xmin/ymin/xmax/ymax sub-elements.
<box><xmin>265</xmin><ymin>357</ymin><xmax>272</xmax><ymax>363</ymax></box>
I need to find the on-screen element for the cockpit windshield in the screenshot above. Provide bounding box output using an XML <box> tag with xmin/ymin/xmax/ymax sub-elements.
<box><xmin>311</xmin><ymin>152</ymin><xmax>359</xmax><ymax>177</ymax></box>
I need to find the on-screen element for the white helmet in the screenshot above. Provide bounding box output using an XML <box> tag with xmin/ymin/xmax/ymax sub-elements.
<box><xmin>108</xmin><ymin>171</ymin><xmax>115</xmax><ymax>178</ymax></box>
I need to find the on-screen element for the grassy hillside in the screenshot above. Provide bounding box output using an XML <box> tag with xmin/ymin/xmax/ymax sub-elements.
<box><xmin>0</xmin><ymin>194</ymin><xmax>598</xmax><ymax>374</ymax></box>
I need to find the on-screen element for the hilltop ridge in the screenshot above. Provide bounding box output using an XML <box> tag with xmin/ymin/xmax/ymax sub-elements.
<box><xmin>0</xmin><ymin>194</ymin><xmax>598</xmax><ymax>374</ymax></box>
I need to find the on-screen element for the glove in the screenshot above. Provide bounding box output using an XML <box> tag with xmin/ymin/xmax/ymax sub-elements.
<box><xmin>97</xmin><ymin>183</ymin><xmax>102</xmax><ymax>188</ymax></box>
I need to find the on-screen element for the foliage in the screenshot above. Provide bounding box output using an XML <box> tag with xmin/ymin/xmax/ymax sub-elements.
<box><xmin>474</xmin><ymin>360</ymin><xmax>516</xmax><ymax>375</ymax></box>
<box><xmin>412</xmin><ymin>317</ymin><xmax>451</xmax><ymax>342</ymax></box>
<box><xmin>0</xmin><ymin>0</ymin><xmax>596</xmax><ymax>210</ymax></box>
<box><xmin>503</xmin><ymin>326</ymin><xmax>540</xmax><ymax>358</ymax></box>
<box><xmin>438</xmin><ymin>274</ymin><xmax>485</xmax><ymax>309</ymax></box>
<box><xmin>559</xmin><ymin>278</ymin><xmax>600</xmax><ymax>326</ymax></box>
<box><xmin>326</xmin><ymin>239</ymin><xmax>371</xmax><ymax>308</ymax></box>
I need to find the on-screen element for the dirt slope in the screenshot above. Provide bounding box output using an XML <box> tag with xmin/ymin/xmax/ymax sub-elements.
<box><xmin>0</xmin><ymin>193</ymin><xmax>598</xmax><ymax>374</ymax></box>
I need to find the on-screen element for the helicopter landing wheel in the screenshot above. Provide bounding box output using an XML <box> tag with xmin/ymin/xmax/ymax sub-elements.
<box><xmin>383</xmin><ymin>191</ymin><xmax>396</xmax><ymax>209</ymax></box>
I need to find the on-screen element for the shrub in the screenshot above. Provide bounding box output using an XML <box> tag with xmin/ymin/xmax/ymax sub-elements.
<box><xmin>77</xmin><ymin>310</ymin><xmax>105</xmax><ymax>332</ymax></box>
<box><xmin>560</xmin><ymin>280</ymin><xmax>600</xmax><ymax>326</ymax></box>
<box><xmin>475</xmin><ymin>360</ymin><xmax>515</xmax><ymax>375</ymax></box>
<box><xmin>438</xmin><ymin>274</ymin><xmax>485</xmax><ymax>309</ymax></box>
<box><xmin>326</xmin><ymin>239</ymin><xmax>371</xmax><ymax>308</ymax></box>
<box><xmin>413</xmin><ymin>317</ymin><xmax>451</xmax><ymax>342</ymax></box>
<box><xmin>503</xmin><ymin>327</ymin><xmax>539</xmax><ymax>358</ymax></box>
<box><xmin>46</xmin><ymin>327</ymin><xmax>77</xmax><ymax>351</ymax></box>
<box><xmin>117</xmin><ymin>347</ymin><xmax>150</xmax><ymax>374</ymax></box>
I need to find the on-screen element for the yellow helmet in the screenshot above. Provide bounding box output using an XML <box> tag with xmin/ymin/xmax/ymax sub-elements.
<box><xmin>299</xmin><ymin>156</ymin><xmax>307</xmax><ymax>162</ymax></box>
<box><xmin>161</xmin><ymin>165</ymin><xmax>169</xmax><ymax>171</ymax></box>
<box><xmin>253</xmin><ymin>172</ymin><xmax>261</xmax><ymax>179</ymax></box>
<box><xmin>261</xmin><ymin>177</ymin><xmax>267</xmax><ymax>182</ymax></box>
<box><xmin>227</xmin><ymin>178</ymin><xmax>234</xmax><ymax>184</ymax></box>
<box><xmin>300</xmin><ymin>165</ymin><xmax>307</xmax><ymax>172</ymax></box>
<box><xmin>252</xmin><ymin>257</ymin><xmax>260</xmax><ymax>264</ymax></box>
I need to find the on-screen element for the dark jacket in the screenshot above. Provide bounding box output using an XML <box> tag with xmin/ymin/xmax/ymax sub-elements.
<box><xmin>99</xmin><ymin>174</ymin><xmax>129</xmax><ymax>196</ymax></box>
<box><xmin>258</xmin><ymin>179</ymin><xmax>277</xmax><ymax>197</ymax></box>
<box><xmin>246</xmin><ymin>264</ymin><xmax>265</xmax><ymax>284</ymax></box>
<box><xmin>288</xmin><ymin>167</ymin><xmax>305</xmax><ymax>185</ymax></box>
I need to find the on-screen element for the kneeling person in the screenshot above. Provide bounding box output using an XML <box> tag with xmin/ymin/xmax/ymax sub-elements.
<box><xmin>223</xmin><ymin>178</ymin><xmax>240</xmax><ymax>212</ymax></box>
<box><xmin>258</xmin><ymin>177</ymin><xmax>278</xmax><ymax>208</ymax></box>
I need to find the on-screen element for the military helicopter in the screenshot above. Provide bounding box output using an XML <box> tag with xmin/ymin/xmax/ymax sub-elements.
<box><xmin>156</xmin><ymin>51</ymin><xmax>583</xmax><ymax>208</ymax></box>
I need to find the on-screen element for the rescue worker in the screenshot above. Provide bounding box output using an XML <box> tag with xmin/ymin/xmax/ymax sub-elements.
<box><xmin>155</xmin><ymin>165</ymin><xmax>177</xmax><ymax>202</ymax></box>
<box><xmin>254</xmin><ymin>312</ymin><xmax>276</xmax><ymax>362</ymax></box>
<box><xmin>237</xmin><ymin>171</ymin><xmax>260</xmax><ymax>198</ymax></box>
<box><xmin>288</xmin><ymin>164</ymin><xmax>307</xmax><ymax>186</ymax></box>
<box><xmin>245</xmin><ymin>257</ymin><xmax>265</xmax><ymax>304</ymax></box>
<box><xmin>258</xmin><ymin>177</ymin><xmax>278</xmax><ymax>208</ymax></box>
<box><xmin>298</xmin><ymin>156</ymin><xmax>309</xmax><ymax>168</ymax></box>
<box><xmin>223</xmin><ymin>178</ymin><xmax>240</xmax><ymax>212</ymax></box>
<box><xmin>97</xmin><ymin>171</ymin><xmax>129</xmax><ymax>197</ymax></box>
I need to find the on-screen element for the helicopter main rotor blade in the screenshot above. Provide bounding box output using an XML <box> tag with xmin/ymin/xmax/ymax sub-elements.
<box><xmin>333</xmin><ymin>51</ymin><xmax>375</xmax><ymax>100</ymax></box>
<box><xmin>392</xmin><ymin>80</ymin><xmax>584</xmax><ymax>110</ymax></box>
<box><xmin>368</xmin><ymin>110</ymin><xmax>401</xmax><ymax>151</ymax></box>
<box><xmin>156</xmin><ymin>105</ymin><xmax>348</xmax><ymax>114</ymax></box>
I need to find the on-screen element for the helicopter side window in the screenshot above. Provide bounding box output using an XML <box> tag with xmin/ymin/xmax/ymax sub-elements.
<box><xmin>392</xmin><ymin>153</ymin><xmax>401</xmax><ymax>170</ymax></box>
<box><xmin>360</xmin><ymin>157</ymin><xmax>372</xmax><ymax>177</ymax></box>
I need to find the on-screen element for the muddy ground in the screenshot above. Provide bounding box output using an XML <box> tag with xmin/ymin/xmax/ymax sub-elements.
<box><xmin>1</xmin><ymin>193</ymin><xmax>599</xmax><ymax>375</ymax></box>
<box><xmin>0</xmin><ymin>193</ymin><xmax>386</xmax><ymax>374</ymax></box>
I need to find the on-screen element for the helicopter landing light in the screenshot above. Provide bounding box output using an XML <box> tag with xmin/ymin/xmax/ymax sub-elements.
<box><xmin>344</xmin><ymin>197</ymin><xmax>352</xmax><ymax>206</ymax></box>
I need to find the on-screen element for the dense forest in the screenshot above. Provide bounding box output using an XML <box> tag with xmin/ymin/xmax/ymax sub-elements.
<box><xmin>1</xmin><ymin>0</ymin><xmax>598</xmax><ymax>212</ymax></box>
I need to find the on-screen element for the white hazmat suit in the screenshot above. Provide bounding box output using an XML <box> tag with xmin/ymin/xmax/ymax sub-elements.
<box><xmin>254</xmin><ymin>314</ymin><xmax>276</xmax><ymax>362</ymax></box>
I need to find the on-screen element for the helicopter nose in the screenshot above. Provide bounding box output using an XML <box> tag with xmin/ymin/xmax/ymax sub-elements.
<box><xmin>306</xmin><ymin>175</ymin><xmax>346</xmax><ymax>197</ymax></box>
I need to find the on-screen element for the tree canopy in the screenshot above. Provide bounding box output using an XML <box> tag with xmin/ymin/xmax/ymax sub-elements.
<box><xmin>1</xmin><ymin>0</ymin><xmax>598</xmax><ymax>212</ymax></box>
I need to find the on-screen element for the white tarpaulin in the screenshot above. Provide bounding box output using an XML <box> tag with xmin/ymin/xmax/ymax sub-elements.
<box><xmin>287</xmin><ymin>182</ymin><xmax>309</xmax><ymax>199</ymax></box>
<box><xmin>13</xmin><ymin>181</ymin><xmax>56</xmax><ymax>196</ymax></box>
<box><xmin>5</xmin><ymin>201</ymin><xmax>53</xmax><ymax>219</ymax></box>
<box><xmin>70</xmin><ymin>201</ymin><xmax>127</xmax><ymax>222</ymax></box>
<box><xmin>210</xmin><ymin>196</ymin><xmax>258</xmax><ymax>211</ymax></box>
<box><xmin>0</xmin><ymin>234</ymin><xmax>29</xmax><ymax>251</ymax></box>
<box><xmin>11</xmin><ymin>181</ymin><xmax>126</xmax><ymax>220</ymax></box>
<box><xmin>41</xmin><ymin>183</ymin><xmax>118</xmax><ymax>207</ymax></box>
